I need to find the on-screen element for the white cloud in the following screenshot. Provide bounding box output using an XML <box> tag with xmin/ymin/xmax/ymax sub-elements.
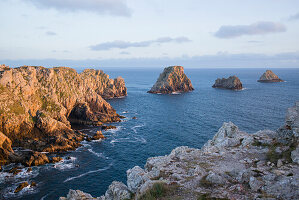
<box><xmin>24</xmin><ymin>0</ymin><xmax>132</xmax><ymax>16</ymax></box>
<box><xmin>90</xmin><ymin>37</ymin><xmax>191</xmax><ymax>51</ymax></box>
<box><xmin>215</xmin><ymin>21</ymin><xmax>286</xmax><ymax>39</ymax></box>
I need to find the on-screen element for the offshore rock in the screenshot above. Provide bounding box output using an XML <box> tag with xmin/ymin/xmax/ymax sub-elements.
<box><xmin>148</xmin><ymin>66</ymin><xmax>194</xmax><ymax>94</ymax></box>
<box><xmin>61</xmin><ymin>101</ymin><xmax>299</xmax><ymax>199</ymax></box>
<box><xmin>212</xmin><ymin>75</ymin><xmax>243</xmax><ymax>90</ymax></box>
<box><xmin>258</xmin><ymin>70</ymin><xmax>283</xmax><ymax>82</ymax></box>
<box><xmin>92</xmin><ymin>130</ymin><xmax>105</xmax><ymax>140</ymax></box>
<box><xmin>0</xmin><ymin>65</ymin><xmax>126</xmax><ymax>164</ymax></box>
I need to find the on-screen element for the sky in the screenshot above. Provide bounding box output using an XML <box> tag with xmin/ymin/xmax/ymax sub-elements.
<box><xmin>0</xmin><ymin>0</ymin><xmax>299</xmax><ymax>68</ymax></box>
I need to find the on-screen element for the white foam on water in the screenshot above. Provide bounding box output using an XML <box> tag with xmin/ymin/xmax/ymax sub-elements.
<box><xmin>53</xmin><ymin>156</ymin><xmax>77</xmax><ymax>170</ymax></box>
<box><xmin>131</xmin><ymin>124</ymin><xmax>145</xmax><ymax>133</ymax></box>
<box><xmin>104</xmin><ymin>126</ymin><xmax>122</xmax><ymax>134</ymax></box>
<box><xmin>63</xmin><ymin>162</ymin><xmax>113</xmax><ymax>183</ymax></box>
<box><xmin>0</xmin><ymin>172</ymin><xmax>11</xmax><ymax>184</ymax></box>
<box><xmin>171</xmin><ymin>92</ymin><xmax>181</xmax><ymax>95</ymax></box>
<box><xmin>3</xmin><ymin>182</ymin><xmax>38</xmax><ymax>199</ymax></box>
<box><xmin>87</xmin><ymin>149</ymin><xmax>106</xmax><ymax>159</ymax></box>
<box><xmin>122</xmin><ymin>111</ymin><xmax>129</xmax><ymax>113</ymax></box>
<box><xmin>134</xmin><ymin>136</ymin><xmax>147</xmax><ymax>144</ymax></box>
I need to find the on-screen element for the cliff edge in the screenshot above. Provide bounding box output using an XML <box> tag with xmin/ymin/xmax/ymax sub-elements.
<box><xmin>61</xmin><ymin>101</ymin><xmax>299</xmax><ymax>200</ymax></box>
<box><xmin>148</xmin><ymin>66</ymin><xmax>194</xmax><ymax>94</ymax></box>
<box><xmin>0</xmin><ymin>65</ymin><xmax>127</xmax><ymax>165</ymax></box>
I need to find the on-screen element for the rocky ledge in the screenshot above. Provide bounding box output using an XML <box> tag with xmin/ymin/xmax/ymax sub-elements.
<box><xmin>258</xmin><ymin>70</ymin><xmax>283</xmax><ymax>83</ymax></box>
<box><xmin>148</xmin><ymin>66</ymin><xmax>194</xmax><ymax>94</ymax></box>
<box><xmin>212</xmin><ymin>75</ymin><xmax>243</xmax><ymax>90</ymax></box>
<box><xmin>61</xmin><ymin>101</ymin><xmax>299</xmax><ymax>200</ymax></box>
<box><xmin>0</xmin><ymin>65</ymin><xmax>126</xmax><ymax>166</ymax></box>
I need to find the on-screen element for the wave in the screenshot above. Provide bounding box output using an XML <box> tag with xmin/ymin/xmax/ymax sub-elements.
<box><xmin>87</xmin><ymin>149</ymin><xmax>107</xmax><ymax>159</ymax></box>
<box><xmin>131</xmin><ymin>124</ymin><xmax>145</xmax><ymax>133</ymax></box>
<box><xmin>63</xmin><ymin>163</ymin><xmax>113</xmax><ymax>183</ymax></box>
<box><xmin>53</xmin><ymin>156</ymin><xmax>77</xmax><ymax>170</ymax></box>
<box><xmin>104</xmin><ymin>126</ymin><xmax>122</xmax><ymax>134</ymax></box>
<box><xmin>3</xmin><ymin>181</ymin><xmax>38</xmax><ymax>199</ymax></box>
<box><xmin>171</xmin><ymin>92</ymin><xmax>181</xmax><ymax>95</ymax></box>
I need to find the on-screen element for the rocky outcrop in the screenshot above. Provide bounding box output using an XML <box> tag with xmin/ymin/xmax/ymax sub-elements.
<box><xmin>59</xmin><ymin>190</ymin><xmax>97</xmax><ymax>200</ymax></box>
<box><xmin>62</xmin><ymin>101</ymin><xmax>299</xmax><ymax>199</ymax></box>
<box><xmin>148</xmin><ymin>66</ymin><xmax>194</xmax><ymax>94</ymax></box>
<box><xmin>212</xmin><ymin>75</ymin><xmax>243</xmax><ymax>90</ymax></box>
<box><xmin>258</xmin><ymin>70</ymin><xmax>283</xmax><ymax>82</ymax></box>
<box><xmin>0</xmin><ymin>131</ymin><xmax>13</xmax><ymax>165</ymax></box>
<box><xmin>0</xmin><ymin>65</ymin><xmax>126</xmax><ymax>165</ymax></box>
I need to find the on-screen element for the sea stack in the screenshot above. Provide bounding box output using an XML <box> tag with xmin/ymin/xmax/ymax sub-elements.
<box><xmin>258</xmin><ymin>70</ymin><xmax>283</xmax><ymax>82</ymax></box>
<box><xmin>148</xmin><ymin>66</ymin><xmax>194</xmax><ymax>94</ymax></box>
<box><xmin>212</xmin><ymin>75</ymin><xmax>243</xmax><ymax>90</ymax></box>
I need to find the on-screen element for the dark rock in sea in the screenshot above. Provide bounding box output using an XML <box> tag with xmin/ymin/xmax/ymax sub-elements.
<box><xmin>30</xmin><ymin>181</ymin><xmax>37</xmax><ymax>187</ymax></box>
<box><xmin>102</xmin><ymin>125</ymin><xmax>117</xmax><ymax>130</ymax></box>
<box><xmin>148</xmin><ymin>66</ymin><xmax>194</xmax><ymax>94</ymax></box>
<box><xmin>92</xmin><ymin>131</ymin><xmax>105</xmax><ymax>140</ymax></box>
<box><xmin>0</xmin><ymin>65</ymin><xmax>126</xmax><ymax>165</ymax></box>
<box><xmin>51</xmin><ymin>157</ymin><xmax>63</xmax><ymax>163</ymax></box>
<box><xmin>258</xmin><ymin>70</ymin><xmax>283</xmax><ymax>82</ymax></box>
<box><xmin>119</xmin><ymin>115</ymin><xmax>126</xmax><ymax>119</ymax></box>
<box><xmin>9</xmin><ymin>167</ymin><xmax>22</xmax><ymax>175</ymax></box>
<box><xmin>132</xmin><ymin>116</ymin><xmax>137</xmax><ymax>120</ymax></box>
<box><xmin>14</xmin><ymin>182</ymin><xmax>29</xmax><ymax>193</ymax></box>
<box><xmin>26</xmin><ymin>167</ymin><xmax>32</xmax><ymax>173</ymax></box>
<box><xmin>212</xmin><ymin>75</ymin><xmax>243</xmax><ymax>90</ymax></box>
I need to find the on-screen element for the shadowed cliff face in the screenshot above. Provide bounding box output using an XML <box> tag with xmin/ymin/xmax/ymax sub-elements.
<box><xmin>148</xmin><ymin>66</ymin><xmax>194</xmax><ymax>94</ymax></box>
<box><xmin>212</xmin><ymin>75</ymin><xmax>243</xmax><ymax>90</ymax></box>
<box><xmin>0</xmin><ymin>65</ymin><xmax>127</xmax><ymax>164</ymax></box>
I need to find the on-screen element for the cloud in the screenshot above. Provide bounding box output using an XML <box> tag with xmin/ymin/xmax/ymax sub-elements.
<box><xmin>46</xmin><ymin>31</ymin><xmax>56</xmax><ymax>36</ymax></box>
<box><xmin>289</xmin><ymin>12</ymin><xmax>299</xmax><ymax>21</ymax></box>
<box><xmin>24</xmin><ymin>0</ymin><xmax>131</xmax><ymax>17</ymax></box>
<box><xmin>214</xmin><ymin>21</ymin><xmax>286</xmax><ymax>39</ymax></box>
<box><xmin>90</xmin><ymin>36</ymin><xmax>191</xmax><ymax>51</ymax></box>
<box><xmin>120</xmin><ymin>51</ymin><xmax>130</xmax><ymax>55</ymax></box>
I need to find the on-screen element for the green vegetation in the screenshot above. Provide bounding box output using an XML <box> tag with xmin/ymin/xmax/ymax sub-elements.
<box><xmin>140</xmin><ymin>182</ymin><xmax>169</xmax><ymax>200</ymax></box>
<box><xmin>266</xmin><ymin>140</ymin><xmax>297</xmax><ymax>164</ymax></box>
<box><xmin>9</xmin><ymin>102</ymin><xmax>25</xmax><ymax>115</ymax></box>
<box><xmin>41</xmin><ymin>97</ymin><xmax>61</xmax><ymax>113</ymax></box>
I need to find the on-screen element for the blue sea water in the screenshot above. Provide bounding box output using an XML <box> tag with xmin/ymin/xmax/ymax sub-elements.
<box><xmin>1</xmin><ymin>68</ymin><xmax>299</xmax><ymax>199</ymax></box>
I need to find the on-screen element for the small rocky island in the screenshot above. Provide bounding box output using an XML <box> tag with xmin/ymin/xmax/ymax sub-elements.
<box><xmin>212</xmin><ymin>75</ymin><xmax>243</xmax><ymax>90</ymax></box>
<box><xmin>258</xmin><ymin>70</ymin><xmax>283</xmax><ymax>83</ymax></box>
<box><xmin>148</xmin><ymin>66</ymin><xmax>194</xmax><ymax>94</ymax></box>
<box><xmin>0</xmin><ymin>65</ymin><xmax>126</xmax><ymax>167</ymax></box>
<box><xmin>61</xmin><ymin>102</ymin><xmax>299</xmax><ymax>200</ymax></box>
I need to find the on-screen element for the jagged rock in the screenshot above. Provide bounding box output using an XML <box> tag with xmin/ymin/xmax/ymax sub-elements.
<box><xmin>101</xmin><ymin>125</ymin><xmax>117</xmax><ymax>131</ymax></box>
<box><xmin>0</xmin><ymin>65</ymin><xmax>126</xmax><ymax>164</ymax></box>
<box><xmin>148</xmin><ymin>66</ymin><xmax>194</xmax><ymax>94</ymax></box>
<box><xmin>127</xmin><ymin>166</ymin><xmax>149</xmax><ymax>193</ymax></box>
<box><xmin>258</xmin><ymin>70</ymin><xmax>283</xmax><ymax>82</ymax></box>
<box><xmin>51</xmin><ymin>156</ymin><xmax>63</xmax><ymax>163</ymax></box>
<box><xmin>92</xmin><ymin>131</ymin><xmax>105</xmax><ymax>140</ymax></box>
<box><xmin>103</xmin><ymin>181</ymin><xmax>131</xmax><ymax>200</ymax></box>
<box><xmin>14</xmin><ymin>181</ymin><xmax>29</xmax><ymax>193</ymax></box>
<box><xmin>249</xmin><ymin>177</ymin><xmax>263</xmax><ymax>192</ymax></box>
<box><xmin>9</xmin><ymin>167</ymin><xmax>22</xmax><ymax>175</ymax></box>
<box><xmin>212</xmin><ymin>75</ymin><xmax>243</xmax><ymax>90</ymax></box>
<box><xmin>59</xmin><ymin>189</ymin><xmax>96</xmax><ymax>200</ymax></box>
<box><xmin>0</xmin><ymin>131</ymin><xmax>13</xmax><ymax>165</ymax></box>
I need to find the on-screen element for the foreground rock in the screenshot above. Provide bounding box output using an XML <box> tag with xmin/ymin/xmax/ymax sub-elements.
<box><xmin>148</xmin><ymin>66</ymin><xmax>194</xmax><ymax>94</ymax></box>
<box><xmin>258</xmin><ymin>70</ymin><xmax>283</xmax><ymax>82</ymax></box>
<box><xmin>0</xmin><ymin>65</ymin><xmax>126</xmax><ymax>165</ymax></box>
<box><xmin>61</xmin><ymin>101</ymin><xmax>299</xmax><ymax>199</ymax></box>
<box><xmin>212</xmin><ymin>75</ymin><xmax>243</xmax><ymax>90</ymax></box>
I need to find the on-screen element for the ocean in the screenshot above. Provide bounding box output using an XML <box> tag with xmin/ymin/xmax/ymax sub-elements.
<box><xmin>1</xmin><ymin>68</ymin><xmax>299</xmax><ymax>199</ymax></box>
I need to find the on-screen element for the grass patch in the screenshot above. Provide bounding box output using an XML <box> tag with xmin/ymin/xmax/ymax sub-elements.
<box><xmin>198</xmin><ymin>193</ymin><xmax>229</xmax><ymax>200</ymax></box>
<box><xmin>9</xmin><ymin>102</ymin><xmax>25</xmax><ymax>115</ymax></box>
<box><xmin>266</xmin><ymin>140</ymin><xmax>297</xmax><ymax>164</ymax></box>
<box><xmin>140</xmin><ymin>183</ymin><xmax>168</xmax><ymax>200</ymax></box>
<box><xmin>41</xmin><ymin>97</ymin><xmax>61</xmax><ymax>113</ymax></box>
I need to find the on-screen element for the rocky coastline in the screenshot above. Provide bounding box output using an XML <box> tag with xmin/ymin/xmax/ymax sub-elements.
<box><xmin>212</xmin><ymin>75</ymin><xmax>243</xmax><ymax>90</ymax></box>
<box><xmin>148</xmin><ymin>66</ymin><xmax>194</xmax><ymax>94</ymax></box>
<box><xmin>258</xmin><ymin>70</ymin><xmax>283</xmax><ymax>83</ymax></box>
<box><xmin>0</xmin><ymin>65</ymin><xmax>127</xmax><ymax>167</ymax></box>
<box><xmin>60</xmin><ymin>101</ymin><xmax>299</xmax><ymax>200</ymax></box>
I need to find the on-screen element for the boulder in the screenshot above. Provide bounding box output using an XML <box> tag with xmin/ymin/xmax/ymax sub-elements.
<box><xmin>212</xmin><ymin>75</ymin><xmax>243</xmax><ymax>90</ymax></box>
<box><xmin>127</xmin><ymin>166</ymin><xmax>150</xmax><ymax>193</ymax></box>
<box><xmin>92</xmin><ymin>131</ymin><xmax>105</xmax><ymax>140</ymax></box>
<box><xmin>14</xmin><ymin>181</ymin><xmax>29</xmax><ymax>193</ymax></box>
<box><xmin>148</xmin><ymin>66</ymin><xmax>194</xmax><ymax>94</ymax></box>
<box><xmin>104</xmin><ymin>181</ymin><xmax>131</xmax><ymax>200</ymax></box>
<box><xmin>258</xmin><ymin>70</ymin><xmax>283</xmax><ymax>82</ymax></box>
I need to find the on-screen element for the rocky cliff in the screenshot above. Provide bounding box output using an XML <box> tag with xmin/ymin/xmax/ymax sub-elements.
<box><xmin>0</xmin><ymin>65</ymin><xmax>126</xmax><ymax>165</ymax></box>
<box><xmin>61</xmin><ymin>101</ymin><xmax>299</xmax><ymax>200</ymax></box>
<box><xmin>148</xmin><ymin>66</ymin><xmax>194</xmax><ymax>94</ymax></box>
<box><xmin>258</xmin><ymin>70</ymin><xmax>283</xmax><ymax>83</ymax></box>
<box><xmin>212</xmin><ymin>75</ymin><xmax>243</xmax><ymax>90</ymax></box>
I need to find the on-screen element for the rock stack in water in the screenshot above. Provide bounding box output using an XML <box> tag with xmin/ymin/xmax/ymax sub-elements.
<box><xmin>258</xmin><ymin>70</ymin><xmax>283</xmax><ymax>82</ymax></box>
<box><xmin>148</xmin><ymin>66</ymin><xmax>194</xmax><ymax>94</ymax></box>
<box><xmin>0</xmin><ymin>65</ymin><xmax>127</xmax><ymax>166</ymax></box>
<box><xmin>212</xmin><ymin>75</ymin><xmax>243</xmax><ymax>90</ymax></box>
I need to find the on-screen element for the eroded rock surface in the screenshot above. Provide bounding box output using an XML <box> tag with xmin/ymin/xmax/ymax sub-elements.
<box><xmin>148</xmin><ymin>66</ymin><xmax>194</xmax><ymax>94</ymax></box>
<box><xmin>258</xmin><ymin>70</ymin><xmax>283</xmax><ymax>82</ymax></box>
<box><xmin>62</xmin><ymin>101</ymin><xmax>299</xmax><ymax>200</ymax></box>
<box><xmin>0</xmin><ymin>65</ymin><xmax>126</xmax><ymax>165</ymax></box>
<box><xmin>212</xmin><ymin>75</ymin><xmax>243</xmax><ymax>90</ymax></box>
